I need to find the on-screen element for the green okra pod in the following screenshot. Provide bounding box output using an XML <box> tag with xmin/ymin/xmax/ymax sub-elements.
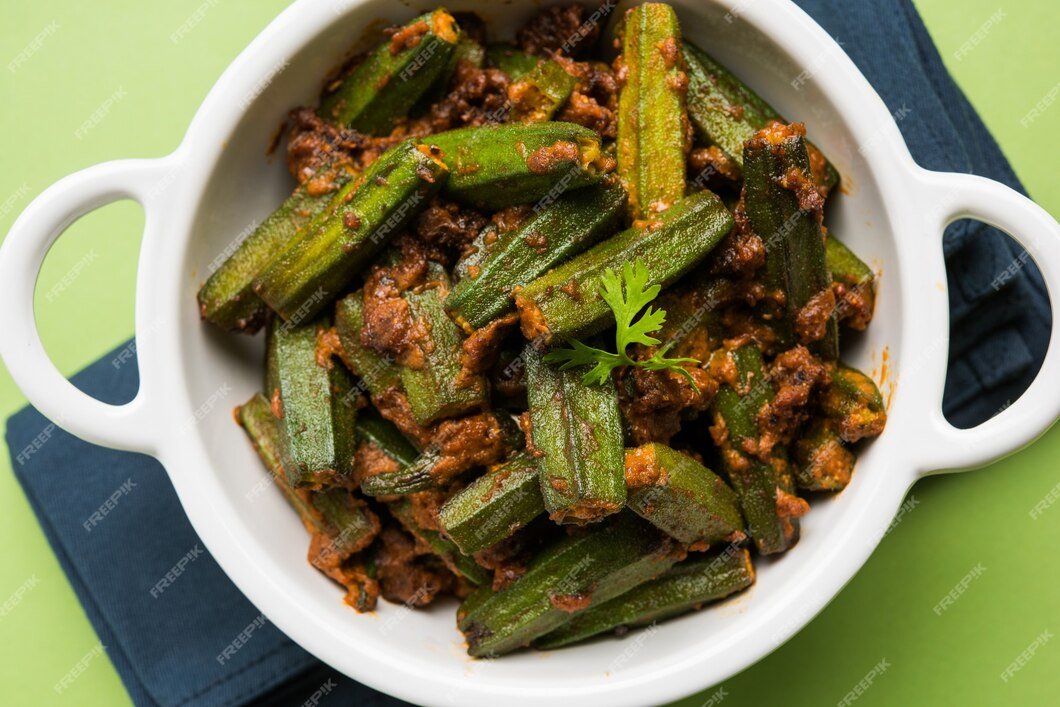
<box><xmin>485</xmin><ymin>44</ymin><xmax>539</xmax><ymax>80</ymax></box>
<box><xmin>400</xmin><ymin>264</ymin><xmax>488</xmax><ymax>425</ymax></box>
<box><xmin>236</xmin><ymin>394</ymin><xmax>377</xmax><ymax>559</ymax></box>
<box><xmin>793</xmin><ymin>418</ymin><xmax>855</xmax><ymax>491</ymax></box>
<box><xmin>825</xmin><ymin>234</ymin><xmax>876</xmax><ymax>330</ymax></box>
<box><xmin>616</xmin><ymin>2</ymin><xmax>688</xmax><ymax>219</ymax></box>
<box><xmin>198</xmin><ymin>164</ymin><xmax>357</xmax><ymax>333</ymax></box>
<box><xmin>459</xmin><ymin>513</ymin><xmax>682</xmax><ymax>657</ymax></box>
<box><xmin>445</xmin><ymin>182</ymin><xmax>627</xmax><ymax>330</ymax></box>
<box><xmin>237</xmin><ymin>393</ymin><xmax>320</xmax><ymax>529</ymax></box>
<box><xmin>309</xmin><ymin>488</ymin><xmax>381</xmax><ymax>564</ymax></box>
<box><xmin>425</xmin><ymin>122</ymin><xmax>611</xmax><ymax>210</ymax></box>
<box><xmin>438</xmin><ymin>452</ymin><xmax>545</xmax><ymax>554</ymax></box>
<box><xmin>319</xmin><ymin>9</ymin><xmax>460</xmax><ymax>134</ymax></box>
<box><xmin>360</xmin><ymin>410</ymin><xmax>523</xmax><ymax>497</ymax></box>
<box><xmin>356</xmin><ymin>410</ymin><xmax>420</xmax><ymax>463</ymax></box>
<box><xmin>515</xmin><ymin>190</ymin><xmax>734</xmax><ymax>343</ymax></box>
<box><xmin>359</xmin><ymin>449</ymin><xmax>439</xmax><ymax>497</ymax></box>
<box><xmin>683</xmin><ymin>41</ymin><xmax>839</xmax><ymax>195</ymax></box>
<box><xmin>388</xmin><ymin>498</ymin><xmax>490</xmax><ymax>585</ymax></box>
<box><xmin>525</xmin><ymin>345</ymin><xmax>626</xmax><ymax>524</ymax></box>
<box><xmin>535</xmin><ymin>546</ymin><xmax>755</xmax><ymax>648</ymax></box>
<box><xmin>334</xmin><ymin>291</ymin><xmax>403</xmax><ymax>397</ymax></box>
<box><xmin>507</xmin><ymin>59</ymin><xmax>577</xmax><ymax>123</ymax></box>
<box><xmin>355</xmin><ymin>410</ymin><xmax>433</xmax><ymax>496</ymax></box>
<box><xmin>820</xmin><ymin>364</ymin><xmax>887</xmax><ymax>443</ymax></box>
<box><xmin>265</xmin><ymin>317</ymin><xmax>358</xmax><ymax>488</ymax></box>
<box><xmin>452</xmin><ymin>223</ymin><xmax>502</xmax><ymax>283</ymax></box>
<box><xmin>743</xmin><ymin>126</ymin><xmax>838</xmax><ymax>359</ymax></box>
<box><xmin>710</xmin><ymin>345</ymin><xmax>805</xmax><ymax>555</ymax></box>
<box><xmin>451</xmin><ymin>36</ymin><xmax>486</xmax><ymax>70</ymax></box>
<box><xmin>624</xmin><ymin>443</ymin><xmax>744</xmax><ymax>546</ymax></box>
<box><xmin>825</xmin><ymin>235</ymin><xmax>874</xmax><ymax>288</ymax></box>
<box><xmin>254</xmin><ymin>140</ymin><xmax>448</xmax><ymax>323</ymax></box>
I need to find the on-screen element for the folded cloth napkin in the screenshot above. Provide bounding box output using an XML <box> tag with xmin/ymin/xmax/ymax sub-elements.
<box><xmin>6</xmin><ymin>1</ymin><xmax>1051</xmax><ymax>705</ymax></box>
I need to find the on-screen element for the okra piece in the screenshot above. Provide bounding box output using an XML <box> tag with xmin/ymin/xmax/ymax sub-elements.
<box><xmin>309</xmin><ymin>488</ymin><xmax>381</xmax><ymax>564</ymax></box>
<box><xmin>743</xmin><ymin>126</ymin><xmax>838</xmax><ymax>359</ymax></box>
<box><xmin>198</xmin><ymin>164</ymin><xmax>356</xmax><ymax>333</ymax></box>
<box><xmin>525</xmin><ymin>345</ymin><xmax>625</xmax><ymax>524</ymax></box>
<box><xmin>793</xmin><ymin>418</ymin><xmax>855</xmax><ymax>491</ymax></box>
<box><xmin>535</xmin><ymin>547</ymin><xmax>755</xmax><ymax>648</ymax></box>
<box><xmin>683</xmin><ymin>41</ymin><xmax>839</xmax><ymax>194</ymax></box>
<box><xmin>359</xmin><ymin>448</ymin><xmax>438</xmax><ymax>497</ymax></box>
<box><xmin>265</xmin><ymin>317</ymin><xmax>357</xmax><ymax>488</ymax></box>
<box><xmin>459</xmin><ymin>513</ymin><xmax>681</xmax><ymax>657</ymax></box>
<box><xmin>516</xmin><ymin>190</ymin><xmax>734</xmax><ymax>342</ymax></box>
<box><xmin>237</xmin><ymin>393</ymin><xmax>320</xmax><ymax>529</ymax></box>
<box><xmin>452</xmin><ymin>36</ymin><xmax>486</xmax><ymax>70</ymax></box>
<box><xmin>445</xmin><ymin>182</ymin><xmax>627</xmax><ymax>329</ymax></box>
<box><xmin>356</xmin><ymin>410</ymin><xmax>420</xmax><ymax>463</ymax></box>
<box><xmin>319</xmin><ymin>9</ymin><xmax>460</xmax><ymax>134</ymax></box>
<box><xmin>710</xmin><ymin>345</ymin><xmax>803</xmax><ymax>555</ymax></box>
<box><xmin>507</xmin><ymin>59</ymin><xmax>577</xmax><ymax>123</ymax></box>
<box><xmin>254</xmin><ymin>140</ymin><xmax>447</xmax><ymax>322</ymax></box>
<box><xmin>485</xmin><ymin>44</ymin><xmax>538</xmax><ymax>80</ymax></box>
<box><xmin>826</xmin><ymin>234</ymin><xmax>876</xmax><ymax>330</ymax></box>
<box><xmin>334</xmin><ymin>291</ymin><xmax>403</xmax><ymax>397</ymax></box>
<box><xmin>426</xmin><ymin>122</ymin><xmax>610</xmax><ymax>210</ymax></box>
<box><xmin>438</xmin><ymin>452</ymin><xmax>545</xmax><ymax>554</ymax></box>
<box><xmin>820</xmin><ymin>364</ymin><xmax>887</xmax><ymax>443</ymax></box>
<box><xmin>452</xmin><ymin>223</ymin><xmax>502</xmax><ymax>283</ymax></box>
<box><xmin>354</xmin><ymin>410</ymin><xmax>429</xmax><ymax>496</ymax></box>
<box><xmin>616</xmin><ymin>3</ymin><xmax>688</xmax><ymax>219</ymax></box>
<box><xmin>624</xmin><ymin>443</ymin><xmax>744</xmax><ymax>546</ymax></box>
<box><xmin>236</xmin><ymin>394</ymin><xmax>377</xmax><ymax>558</ymax></box>
<box><xmin>400</xmin><ymin>264</ymin><xmax>488</xmax><ymax>424</ymax></box>
<box><xmin>360</xmin><ymin>411</ymin><xmax>523</xmax><ymax>497</ymax></box>
<box><xmin>388</xmin><ymin>498</ymin><xmax>490</xmax><ymax>585</ymax></box>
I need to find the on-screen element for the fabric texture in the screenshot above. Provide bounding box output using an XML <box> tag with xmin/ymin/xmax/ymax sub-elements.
<box><xmin>5</xmin><ymin>1</ymin><xmax>1050</xmax><ymax>705</ymax></box>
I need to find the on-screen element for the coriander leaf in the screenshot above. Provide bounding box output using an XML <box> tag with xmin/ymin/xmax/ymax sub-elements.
<box><xmin>545</xmin><ymin>339</ymin><xmax>615</xmax><ymax>369</ymax></box>
<box><xmin>543</xmin><ymin>258</ymin><xmax>702</xmax><ymax>389</ymax></box>
<box><xmin>545</xmin><ymin>339</ymin><xmax>623</xmax><ymax>387</ymax></box>
<box><xmin>622</xmin><ymin>304</ymin><xmax>666</xmax><ymax>348</ymax></box>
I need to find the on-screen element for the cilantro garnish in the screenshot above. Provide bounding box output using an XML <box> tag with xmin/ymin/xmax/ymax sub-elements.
<box><xmin>544</xmin><ymin>260</ymin><xmax>701</xmax><ymax>390</ymax></box>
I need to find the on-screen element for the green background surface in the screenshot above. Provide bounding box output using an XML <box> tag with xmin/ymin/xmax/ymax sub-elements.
<box><xmin>0</xmin><ymin>1</ymin><xmax>1057</xmax><ymax>705</ymax></box>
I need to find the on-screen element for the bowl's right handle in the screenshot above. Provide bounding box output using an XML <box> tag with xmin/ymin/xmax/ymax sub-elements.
<box><xmin>0</xmin><ymin>158</ymin><xmax>175</xmax><ymax>456</ymax></box>
<box><xmin>909</xmin><ymin>169</ymin><xmax>1060</xmax><ymax>474</ymax></box>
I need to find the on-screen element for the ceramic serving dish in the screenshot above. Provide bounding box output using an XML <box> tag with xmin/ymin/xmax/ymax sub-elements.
<box><xmin>2</xmin><ymin>1</ymin><xmax>1058</xmax><ymax>704</ymax></box>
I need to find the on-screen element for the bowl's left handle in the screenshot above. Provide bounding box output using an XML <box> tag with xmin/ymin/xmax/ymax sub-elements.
<box><xmin>909</xmin><ymin>169</ymin><xmax>1060</xmax><ymax>474</ymax></box>
<box><xmin>0</xmin><ymin>159</ymin><xmax>174</xmax><ymax>456</ymax></box>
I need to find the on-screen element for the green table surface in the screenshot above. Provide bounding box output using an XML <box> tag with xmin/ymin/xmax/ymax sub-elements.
<box><xmin>1</xmin><ymin>1</ymin><xmax>1057</xmax><ymax>705</ymax></box>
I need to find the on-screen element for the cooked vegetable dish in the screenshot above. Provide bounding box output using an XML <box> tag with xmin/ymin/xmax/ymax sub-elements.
<box><xmin>200</xmin><ymin>2</ymin><xmax>886</xmax><ymax>657</ymax></box>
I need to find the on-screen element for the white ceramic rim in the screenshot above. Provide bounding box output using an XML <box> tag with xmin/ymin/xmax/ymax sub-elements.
<box><xmin>2</xmin><ymin>1</ymin><xmax>1059</xmax><ymax>705</ymax></box>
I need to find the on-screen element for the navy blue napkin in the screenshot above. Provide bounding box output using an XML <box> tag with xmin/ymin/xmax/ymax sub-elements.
<box><xmin>6</xmin><ymin>349</ymin><xmax>406</xmax><ymax>707</ymax></box>
<box><xmin>6</xmin><ymin>1</ymin><xmax>1051</xmax><ymax>705</ymax></box>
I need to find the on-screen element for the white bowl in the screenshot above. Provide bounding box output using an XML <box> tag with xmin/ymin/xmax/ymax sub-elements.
<box><xmin>3</xmin><ymin>1</ymin><xmax>1059</xmax><ymax>705</ymax></box>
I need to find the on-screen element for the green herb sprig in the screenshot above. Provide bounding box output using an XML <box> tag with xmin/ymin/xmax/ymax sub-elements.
<box><xmin>544</xmin><ymin>260</ymin><xmax>700</xmax><ymax>389</ymax></box>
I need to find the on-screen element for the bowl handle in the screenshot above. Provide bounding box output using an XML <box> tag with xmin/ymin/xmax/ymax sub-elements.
<box><xmin>908</xmin><ymin>169</ymin><xmax>1060</xmax><ymax>474</ymax></box>
<box><xmin>0</xmin><ymin>158</ymin><xmax>175</xmax><ymax>456</ymax></box>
